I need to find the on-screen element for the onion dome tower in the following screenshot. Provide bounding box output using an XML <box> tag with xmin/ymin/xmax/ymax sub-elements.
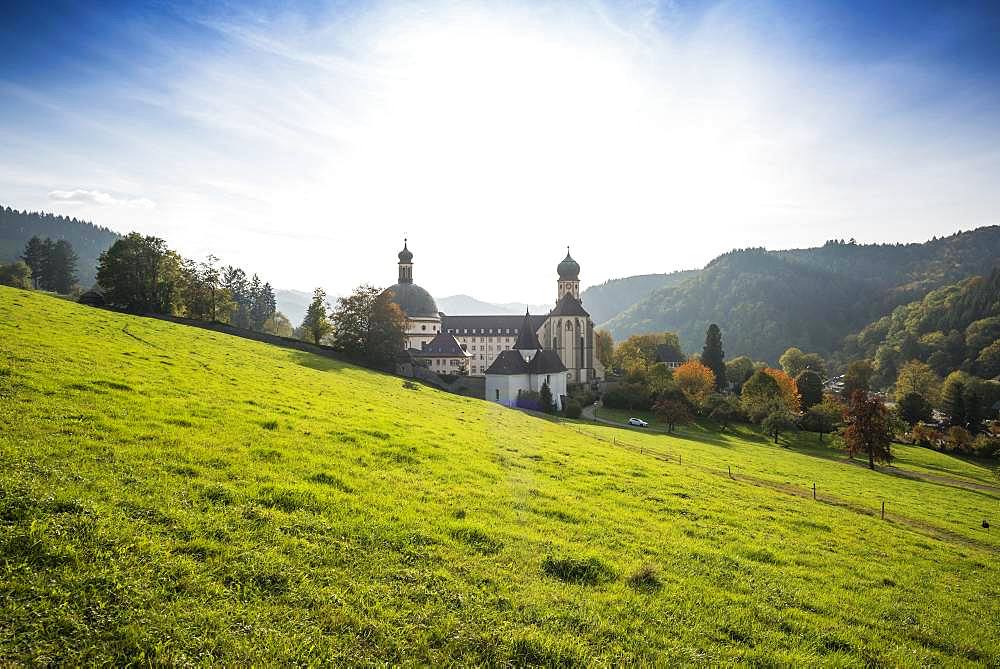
<box><xmin>382</xmin><ymin>239</ymin><xmax>438</xmax><ymax>319</ymax></box>
<box><xmin>557</xmin><ymin>247</ymin><xmax>580</xmax><ymax>300</ymax></box>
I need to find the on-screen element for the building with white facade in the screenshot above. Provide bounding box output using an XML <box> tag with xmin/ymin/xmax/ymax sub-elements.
<box><xmin>484</xmin><ymin>311</ymin><xmax>568</xmax><ymax>410</ymax></box>
<box><xmin>382</xmin><ymin>241</ymin><xmax>603</xmax><ymax>402</ymax></box>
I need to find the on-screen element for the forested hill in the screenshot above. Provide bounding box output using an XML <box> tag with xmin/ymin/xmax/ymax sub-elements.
<box><xmin>0</xmin><ymin>206</ymin><xmax>121</xmax><ymax>288</ymax></box>
<box><xmin>601</xmin><ymin>227</ymin><xmax>1000</xmax><ymax>364</ymax></box>
<box><xmin>580</xmin><ymin>270</ymin><xmax>698</xmax><ymax>324</ymax></box>
<box><xmin>838</xmin><ymin>269</ymin><xmax>1000</xmax><ymax>385</ymax></box>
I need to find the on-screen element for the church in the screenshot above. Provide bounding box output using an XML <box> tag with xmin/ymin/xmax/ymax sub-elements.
<box><xmin>383</xmin><ymin>240</ymin><xmax>603</xmax><ymax>407</ymax></box>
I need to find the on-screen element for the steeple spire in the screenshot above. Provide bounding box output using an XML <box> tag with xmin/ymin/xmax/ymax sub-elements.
<box><xmin>513</xmin><ymin>308</ymin><xmax>541</xmax><ymax>351</ymax></box>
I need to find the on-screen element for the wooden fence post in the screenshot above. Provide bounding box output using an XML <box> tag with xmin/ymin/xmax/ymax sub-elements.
<box><xmin>728</xmin><ymin>465</ymin><xmax>733</xmax><ymax>479</ymax></box>
<box><xmin>881</xmin><ymin>500</ymin><xmax>885</xmax><ymax>520</ymax></box>
<box><xmin>813</xmin><ymin>483</ymin><xmax>816</xmax><ymax>500</ymax></box>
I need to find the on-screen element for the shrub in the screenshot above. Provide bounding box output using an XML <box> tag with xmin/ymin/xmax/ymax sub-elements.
<box><xmin>944</xmin><ymin>426</ymin><xmax>974</xmax><ymax>454</ymax></box>
<box><xmin>516</xmin><ymin>389</ymin><xmax>542</xmax><ymax>411</ymax></box>
<box><xmin>563</xmin><ymin>400</ymin><xmax>582</xmax><ymax>419</ymax></box>
<box><xmin>911</xmin><ymin>423</ymin><xmax>943</xmax><ymax>448</ymax></box>
<box><xmin>601</xmin><ymin>382</ymin><xmax>652</xmax><ymax>411</ymax></box>
<box><xmin>972</xmin><ymin>433</ymin><xmax>1000</xmax><ymax>458</ymax></box>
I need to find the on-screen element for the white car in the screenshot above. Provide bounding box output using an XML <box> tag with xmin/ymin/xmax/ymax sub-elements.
<box><xmin>627</xmin><ymin>417</ymin><xmax>648</xmax><ymax>427</ymax></box>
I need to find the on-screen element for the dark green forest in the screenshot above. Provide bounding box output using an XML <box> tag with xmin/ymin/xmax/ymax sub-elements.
<box><xmin>602</xmin><ymin>228</ymin><xmax>1000</xmax><ymax>364</ymax></box>
<box><xmin>839</xmin><ymin>269</ymin><xmax>1000</xmax><ymax>385</ymax></box>
<box><xmin>0</xmin><ymin>206</ymin><xmax>120</xmax><ymax>288</ymax></box>
<box><xmin>580</xmin><ymin>270</ymin><xmax>697</xmax><ymax>324</ymax></box>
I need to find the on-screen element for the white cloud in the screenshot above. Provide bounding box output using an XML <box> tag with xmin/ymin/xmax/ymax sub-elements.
<box><xmin>48</xmin><ymin>189</ymin><xmax>156</xmax><ymax>209</ymax></box>
<box><xmin>3</xmin><ymin>2</ymin><xmax>998</xmax><ymax>304</ymax></box>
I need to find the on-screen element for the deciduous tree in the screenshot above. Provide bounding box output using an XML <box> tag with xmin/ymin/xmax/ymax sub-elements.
<box><xmin>762</xmin><ymin>367</ymin><xmax>800</xmax><ymax>413</ymax></box>
<box><xmin>762</xmin><ymin>410</ymin><xmax>796</xmax><ymax>444</ymax></box>
<box><xmin>897</xmin><ymin>392</ymin><xmax>932</xmax><ymax>426</ymax></box>
<box><xmin>800</xmin><ymin>397</ymin><xmax>843</xmax><ymax>442</ymax></box>
<box><xmin>674</xmin><ymin>360</ymin><xmax>715</xmax><ymax>407</ymax></box>
<box><xmin>894</xmin><ymin>360</ymin><xmax>941</xmax><ymax>405</ymax></box>
<box><xmin>795</xmin><ymin>370</ymin><xmax>823</xmax><ymax>410</ymax></box>
<box><xmin>740</xmin><ymin>370</ymin><xmax>782</xmax><ymax>423</ymax></box>
<box><xmin>0</xmin><ymin>261</ymin><xmax>31</xmax><ymax>289</ymax></box>
<box><xmin>595</xmin><ymin>329</ymin><xmax>613</xmax><ymax>370</ymax></box>
<box><xmin>842</xmin><ymin>391</ymin><xmax>893</xmax><ymax>470</ymax></box>
<box><xmin>654</xmin><ymin>395</ymin><xmax>692</xmax><ymax>433</ymax></box>
<box><xmin>843</xmin><ymin>360</ymin><xmax>874</xmax><ymax>399</ymax></box>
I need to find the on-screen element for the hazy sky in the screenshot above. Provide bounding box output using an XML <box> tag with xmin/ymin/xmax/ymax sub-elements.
<box><xmin>2</xmin><ymin>1</ymin><xmax>999</xmax><ymax>304</ymax></box>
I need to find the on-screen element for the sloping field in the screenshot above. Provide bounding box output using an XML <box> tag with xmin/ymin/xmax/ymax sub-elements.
<box><xmin>1</xmin><ymin>287</ymin><xmax>998</xmax><ymax>666</ymax></box>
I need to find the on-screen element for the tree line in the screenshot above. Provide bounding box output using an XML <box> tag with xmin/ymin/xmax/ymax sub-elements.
<box><xmin>0</xmin><ymin>236</ymin><xmax>80</xmax><ymax>293</ymax></box>
<box><xmin>591</xmin><ymin>323</ymin><xmax>999</xmax><ymax>467</ymax></box>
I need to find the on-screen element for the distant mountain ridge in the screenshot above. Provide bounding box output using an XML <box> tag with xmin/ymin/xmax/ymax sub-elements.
<box><xmin>1</xmin><ymin>206</ymin><xmax>121</xmax><ymax>288</ymax></box>
<box><xmin>580</xmin><ymin>270</ymin><xmax>698</xmax><ymax>324</ymax></box>
<box><xmin>436</xmin><ymin>294</ymin><xmax>551</xmax><ymax>316</ymax></box>
<box><xmin>602</xmin><ymin>227</ymin><xmax>1000</xmax><ymax>364</ymax></box>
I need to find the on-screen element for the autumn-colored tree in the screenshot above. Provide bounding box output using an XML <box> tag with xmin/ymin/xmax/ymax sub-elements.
<box><xmin>894</xmin><ymin>360</ymin><xmax>941</xmax><ymax>405</ymax></box>
<box><xmin>762</xmin><ymin>368</ymin><xmax>800</xmax><ymax>413</ymax></box>
<box><xmin>595</xmin><ymin>329</ymin><xmax>614</xmax><ymax>370</ymax></box>
<box><xmin>674</xmin><ymin>360</ymin><xmax>715</xmax><ymax>407</ymax></box>
<box><xmin>842</xmin><ymin>391</ymin><xmax>893</xmax><ymax>470</ymax></box>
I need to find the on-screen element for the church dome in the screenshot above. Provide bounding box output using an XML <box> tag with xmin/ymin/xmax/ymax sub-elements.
<box><xmin>557</xmin><ymin>249</ymin><xmax>580</xmax><ymax>280</ymax></box>
<box><xmin>383</xmin><ymin>282</ymin><xmax>438</xmax><ymax>319</ymax></box>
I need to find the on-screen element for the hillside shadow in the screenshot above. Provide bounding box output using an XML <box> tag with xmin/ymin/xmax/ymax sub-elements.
<box><xmin>289</xmin><ymin>351</ymin><xmax>352</xmax><ymax>373</ymax></box>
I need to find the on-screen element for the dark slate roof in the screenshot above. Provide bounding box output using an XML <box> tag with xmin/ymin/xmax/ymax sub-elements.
<box><xmin>548</xmin><ymin>293</ymin><xmax>590</xmax><ymax>317</ymax></box>
<box><xmin>484</xmin><ymin>349</ymin><xmax>567</xmax><ymax>376</ymax></box>
<box><xmin>414</xmin><ymin>333</ymin><xmax>470</xmax><ymax>358</ymax></box>
<box><xmin>514</xmin><ymin>311</ymin><xmax>542</xmax><ymax>350</ymax></box>
<box><xmin>529</xmin><ymin>350</ymin><xmax>567</xmax><ymax>374</ymax></box>
<box><xmin>484</xmin><ymin>350</ymin><xmax>529</xmax><ymax>374</ymax></box>
<box><xmin>441</xmin><ymin>314</ymin><xmax>546</xmax><ymax>335</ymax></box>
<box><xmin>382</xmin><ymin>282</ymin><xmax>439</xmax><ymax>318</ymax></box>
<box><xmin>557</xmin><ymin>249</ymin><xmax>580</xmax><ymax>280</ymax></box>
<box><xmin>654</xmin><ymin>345</ymin><xmax>685</xmax><ymax>364</ymax></box>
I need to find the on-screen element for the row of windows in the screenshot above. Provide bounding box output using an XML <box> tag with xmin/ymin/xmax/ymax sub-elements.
<box><xmin>447</xmin><ymin>328</ymin><xmax>519</xmax><ymax>335</ymax></box>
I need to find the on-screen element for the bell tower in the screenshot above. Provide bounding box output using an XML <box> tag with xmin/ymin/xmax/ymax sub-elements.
<box><xmin>397</xmin><ymin>238</ymin><xmax>413</xmax><ymax>283</ymax></box>
<box><xmin>556</xmin><ymin>247</ymin><xmax>580</xmax><ymax>301</ymax></box>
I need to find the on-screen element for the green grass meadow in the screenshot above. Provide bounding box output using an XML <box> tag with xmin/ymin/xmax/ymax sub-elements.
<box><xmin>1</xmin><ymin>286</ymin><xmax>998</xmax><ymax>666</ymax></box>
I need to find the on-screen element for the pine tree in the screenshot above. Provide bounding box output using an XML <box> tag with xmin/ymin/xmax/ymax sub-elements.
<box><xmin>940</xmin><ymin>376</ymin><xmax>967</xmax><ymax>428</ymax></box>
<box><xmin>301</xmin><ymin>288</ymin><xmax>332</xmax><ymax>345</ymax></box>
<box><xmin>700</xmin><ymin>324</ymin><xmax>726</xmax><ymax>390</ymax></box>
<box><xmin>46</xmin><ymin>239</ymin><xmax>78</xmax><ymax>293</ymax></box>
<box><xmin>20</xmin><ymin>237</ymin><xmax>47</xmax><ymax>289</ymax></box>
<box><xmin>539</xmin><ymin>380</ymin><xmax>555</xmax><ymax>414</ymax></box>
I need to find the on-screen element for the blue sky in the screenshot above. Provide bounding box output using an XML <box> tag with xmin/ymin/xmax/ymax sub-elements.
<box><xmin>2</xmin><ymin>0</ymin><xmax>999</xmax><ymax>303</ymax></box>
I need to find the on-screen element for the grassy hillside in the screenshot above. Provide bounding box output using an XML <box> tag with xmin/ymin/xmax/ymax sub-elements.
<box><xmin>2</xmin><ymin>287</ymin><xmax>999</xmax><ymax>665</ymax></box>
<box><xmin>602</xmin><ymin>228</ymin><xmax>1000</xmax><ymax>363</ymax></box>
